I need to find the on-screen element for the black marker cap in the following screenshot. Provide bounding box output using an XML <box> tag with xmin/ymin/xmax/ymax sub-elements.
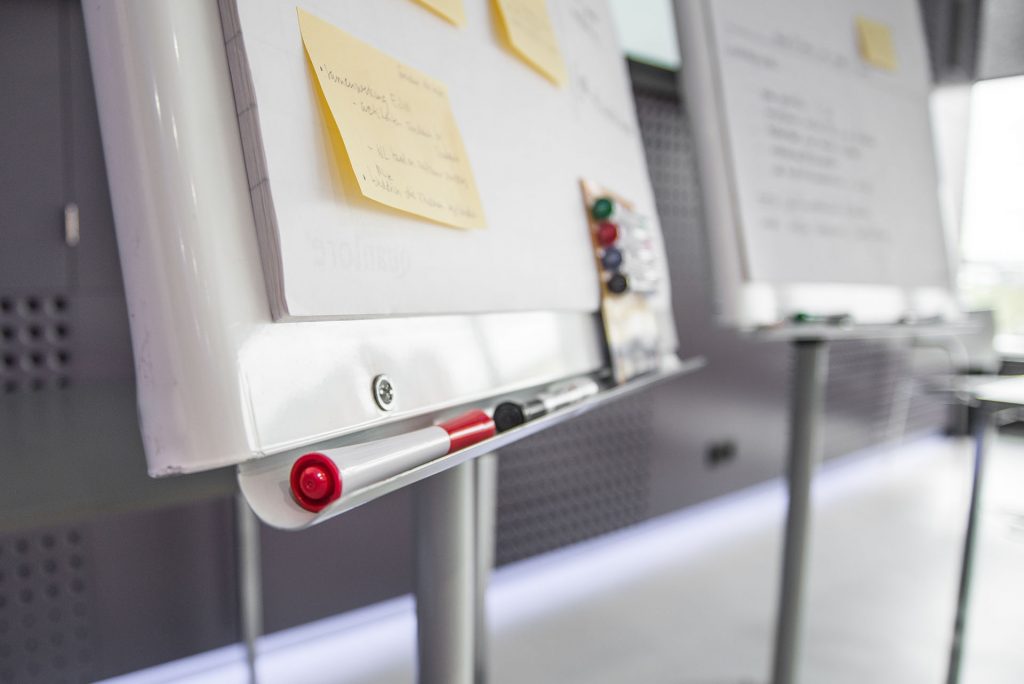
<box><xmin>494</xmin><ymin>402</ymin><xmax>526</xmax><ymax>432</ymax></box>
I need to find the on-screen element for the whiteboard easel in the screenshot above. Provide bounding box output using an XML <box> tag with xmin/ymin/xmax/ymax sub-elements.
<box><xmin>675</xmin><ymin>0</ymin><xmax>965</xmax><ymax>681</ymax></box>
<box><xmin>82</xmin><ymin>1</ymin><xmax>698</xmax><ymax>681</ymax></box>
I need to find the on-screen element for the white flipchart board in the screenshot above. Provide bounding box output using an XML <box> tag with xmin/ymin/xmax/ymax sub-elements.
<box><xmin>677</xmin><ymin>0</ymin><xmax>959</xmax><ymax>329</ymax></box>
<box><xmin>228</xmin><ymin>0</ymin><xmax>669</xmax><ymax>320</ymax></box>
<box><xmin>82</xmin><ymin>0</ymin><xmax>678</xmax><ymax>477</ymax></box>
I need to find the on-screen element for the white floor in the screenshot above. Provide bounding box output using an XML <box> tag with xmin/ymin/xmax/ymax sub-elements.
<box><xmin>101</xmin><ymin>434</ymin><xmax>1024</xmax><ymax>684</ymax></box>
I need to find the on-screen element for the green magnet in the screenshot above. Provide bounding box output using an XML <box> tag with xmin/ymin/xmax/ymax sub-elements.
<box><xmin>591</xmin><ymin>197</ymin><xmax>614</xmax><ymax>220</ymax></box>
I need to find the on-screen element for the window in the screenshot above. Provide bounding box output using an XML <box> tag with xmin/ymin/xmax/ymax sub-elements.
<box><xmin>960</xmin><ymin>75</ymin><xmax>1024</xmax><ymax>355</ymax></box>
<box><xmin>609</xmin><ymin>0</ymin><xmax>680</xmax><ymax>69</ymax></box>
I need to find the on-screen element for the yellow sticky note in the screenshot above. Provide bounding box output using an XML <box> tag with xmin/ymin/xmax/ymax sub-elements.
<box><xmin>297</xmin><ymin>9</ymin><xmax>485</xmax><ymax>229</ymax></box>
<box><xmin>494</xmin><ymin>0</ymin><xmax>566</xmax><ymax>86</ymax></box>
<box><xmin>412</xmin><ymin>0</ymin><xmax>465</xmax><ymax>26</ymax></box>
<box><xmin>856</xmin><ymin>17</ymin><xmax>897</xmax><ymax>71</ymax></box>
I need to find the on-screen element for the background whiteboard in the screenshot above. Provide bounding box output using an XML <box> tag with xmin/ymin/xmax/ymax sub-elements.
<box><xmin>227</xmin><ymin>0</ymin><xmax>670</xmax><ymax>319</ymax></box>
<box><xmin>677</xmin><ymin>0</ymin><xmax>959</xmax><ymax>328</ymax></box>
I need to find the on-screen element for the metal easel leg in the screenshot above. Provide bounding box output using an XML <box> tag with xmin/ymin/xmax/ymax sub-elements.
<box><xmin>415</xmin><ymin>460</ymin><xmax>477</xmax><ymax>684</ymax></box>
<box><xmin>474</xmin><ymin>453</ymin><xmax>499</xmax><ymax>684</ymax></box>
<box><xmin>235</xmin><ymin>492</ymin><xmax>263</xmax><ymax>684</ymax></box>
<box><xmin>945</xmin><ymin>403</ymin><xmax>992</xmax><ymax>684</ymax></box>
<box><xmin>771</xmin><ymin>338</ymin><xmax>829</xmax><ymax>684</ymax></box>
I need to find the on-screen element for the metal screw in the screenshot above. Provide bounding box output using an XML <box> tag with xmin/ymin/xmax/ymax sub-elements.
<box><xmin>372</xmin><ymin>374</ymin><xmax>395</xmax><ymax>411</ymax></box>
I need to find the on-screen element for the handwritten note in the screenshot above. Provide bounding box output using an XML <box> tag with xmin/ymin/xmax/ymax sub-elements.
<box><xmin>297</xmin><ymin>8</ymin><xmax>485</xmax><ymax>228</ymax></box>
<box><xmin>412</xmin><ymin>0</ymin><xmax>465</xmax><ymax>27</ymax></box>
<box><xmin>494</xmin><ymin>0</ymin><xmax>567</xmax><ymax>86</ymax></box>
<box><xmin>855</xmin><ymin>17</ymin><xmax>897</xmax><ymax>71</ymax></box>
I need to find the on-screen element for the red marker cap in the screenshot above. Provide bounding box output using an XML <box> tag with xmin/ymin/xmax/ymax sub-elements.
<box><xmin>439</xmin><ymin>409</ymin><xmax>496</xmax><ymax>453</ymax></box>
<box><xmin>289</xmin><ymin>452</ymin><xmax>342</xmax><ymax>512</ymax></box>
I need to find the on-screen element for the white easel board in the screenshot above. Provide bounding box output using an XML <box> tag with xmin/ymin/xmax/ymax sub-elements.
<box><xmin>677</xmin><ymin>0</ymin><xmax>959</xmax><ymax>329</ymax></box>
<box><xmin>224</xmin><ymin>0</ymin><xmax>669</xmax><ymax>320</ymax></box>
<box><xmin>82</xmin><ymin>0</ymin><xmax>678</xmax><ymax>478</ymax></box>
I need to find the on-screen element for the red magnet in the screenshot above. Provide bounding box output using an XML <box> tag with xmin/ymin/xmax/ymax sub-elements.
<box><xmin>289</xmin><ymin>452</ymin><xmax>342</xmax><ymax>512</ymax></box>
<box><xmin>596</xmin><ymin>222</ymin><xmax>619</xmax><ymax>247</ymax></box>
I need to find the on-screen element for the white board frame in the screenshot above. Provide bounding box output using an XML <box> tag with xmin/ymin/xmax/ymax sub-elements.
<box><xmin>82</xmin><ymin>0</ymin><xmax>679</xmax><ymax>476</ymax></box>
<box><xmin>675</xmin><ymin>0</ymin><xmax>961</xmax><ymax>331</ymax></box>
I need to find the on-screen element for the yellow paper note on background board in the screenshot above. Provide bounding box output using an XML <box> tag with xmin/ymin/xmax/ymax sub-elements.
<box><xmin>856</xmin><ymin>17</ymin><xmax>898</xmax><ymax>71</ymax></box>
<box><xmin>494</xmin><ymin>0</ymin><xmax>566</xmax><ymax>86</ymax></box>
<box><xmin>297</xmin><ymin>8</ymin><xmax>485</xmax><ymax>229</ymax></box>
<box><xmin>412</xmin><ymin>0</ymin><xmax>465</xmax><ymax>26</ymax></box>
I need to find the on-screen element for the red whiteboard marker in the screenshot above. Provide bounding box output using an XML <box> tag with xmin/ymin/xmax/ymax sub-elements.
<box><xmin>290</xmin><ymin>409</ymin><xmax>495</xmax><ymax>512</ymax></box>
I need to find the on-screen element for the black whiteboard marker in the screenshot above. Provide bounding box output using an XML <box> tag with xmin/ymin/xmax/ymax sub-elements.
<box><xmin>493</xmin><ymin>377</ymin><xmax>600</xmax><ymax>432</ymax></box>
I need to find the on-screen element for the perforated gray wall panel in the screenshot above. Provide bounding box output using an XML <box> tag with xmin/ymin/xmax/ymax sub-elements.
<box><xmin>0</xmin><ymin>499</ymin><xmax>239</xmax><ymax>683</ymax></box>
<box><xmin>0</xmin><ymin>295</ymin><xmax>72</xmax><ymax>395</ymax></box>
<box><xmin>496</xmin><ymin>393</ymin><xmax>655</xmax><ymax>565</ymax></box>
<box><xmin>822</xmin><ymin>340</ymin><xmax>950</xmax><ymax>458</ymax></box>
<box><xmin>0</xmin><ymin>527</ymin><xmax>97</xmax><ymax>684</ymax></box>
